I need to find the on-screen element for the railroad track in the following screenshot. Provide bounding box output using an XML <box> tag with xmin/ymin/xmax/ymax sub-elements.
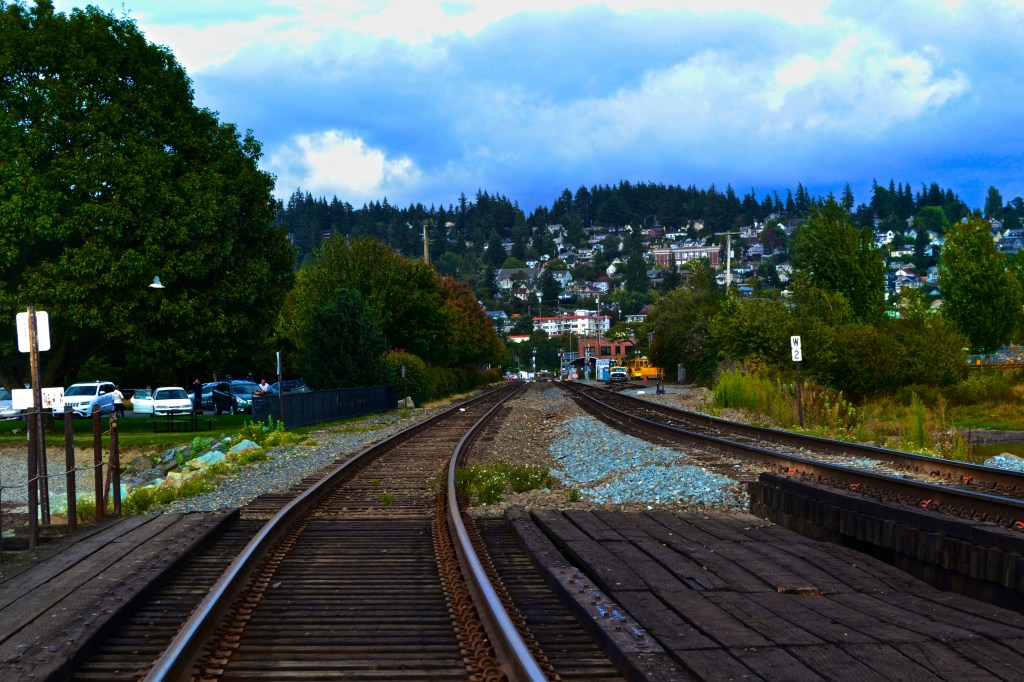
<box><xmin>559</xmin><ymin>381</ymin><xmax>1024</xmax><ymax>529</ymax></box>
<box><xmin>73</xmin><ymin>383</ymin><xmax>595</xmax><ymax>681</ymax></box>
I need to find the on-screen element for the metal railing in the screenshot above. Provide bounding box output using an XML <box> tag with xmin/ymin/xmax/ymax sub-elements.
<box><xmin>251</xmin><ymin>386</ymin><xmax>397</xmax><ymax>428</ymax></box>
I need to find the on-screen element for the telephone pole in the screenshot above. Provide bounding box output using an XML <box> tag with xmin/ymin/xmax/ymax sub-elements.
<box><xmin>716</xmin><ymin>231</ymin><xmax>742</xmax><ymax>289</ymax></box>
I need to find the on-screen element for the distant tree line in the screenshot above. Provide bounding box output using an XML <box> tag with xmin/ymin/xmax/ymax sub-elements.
<box><xmin>278</xmin><ymin>180</ymin><xmax>1024</xmax><ymax>272</ymax></box>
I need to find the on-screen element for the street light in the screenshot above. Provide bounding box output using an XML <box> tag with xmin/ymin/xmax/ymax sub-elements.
<box><xmin>149</xmin><ymin>276</ymin><xmax>165</xmax><ymax>289</ymax></box>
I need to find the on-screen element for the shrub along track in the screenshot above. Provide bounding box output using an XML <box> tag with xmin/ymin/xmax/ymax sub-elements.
<box><xmin>71</xmin><ymin>383</ymin><xmax>628</xmax><ymax>681</ymax></box>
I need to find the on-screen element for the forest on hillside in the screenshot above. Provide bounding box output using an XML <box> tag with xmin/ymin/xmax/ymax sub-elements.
<box><xmin>277</xmin><ymin>180</ymin><xmax>1024</xmax><ymax>272</ymax></box>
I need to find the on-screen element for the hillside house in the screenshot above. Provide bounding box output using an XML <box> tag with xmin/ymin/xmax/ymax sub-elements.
<box><xmin>649</xmin><ymin>244</ymin><xmax>721</xmax><ymax>268</ymax></box>
<box><xmin>495</xmin><ymin>266</ymin><xmax>540</xmax><ymax>290</ymax></box>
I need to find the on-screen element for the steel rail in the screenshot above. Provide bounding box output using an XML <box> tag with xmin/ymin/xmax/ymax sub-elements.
<box><xmin>561</xmin><ymin>381</ymin><xmax>1024</xmax><ymax>527</ymax></box>
<box><xmin>144</xmin><ymin>383</ymin><xmax>529</xmax><ymax>681</ymax></box>
<box><xmin>569</xmin><ymin>382</ymin><xmax>1024</xmax><ymax>493</ymax></box>
<box><xmin>446</xmin><ymin>383</ymin><xmax>548</xmax><ymax>682</ymax></box>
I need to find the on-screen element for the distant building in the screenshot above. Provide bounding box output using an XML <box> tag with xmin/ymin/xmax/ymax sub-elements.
<box><xmin>649</xmin><ymin>244</ymin><xmax>721</xmax><ymax>268</ymax></box>
<box><xmin>532</xmin><ymin>314</ymin><xmax>611</xmax><ymax>337</ymax></box>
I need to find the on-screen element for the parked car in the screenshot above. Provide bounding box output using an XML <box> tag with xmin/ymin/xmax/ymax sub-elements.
<box><xmin>0</xmin><ymin>388</ymin><xmax>22</xmax><ymax>421</ymax></box>
<box><xmin>189</xmin><ymin>382</ymin><xmax>216</xmax><ymax>411</ymax></box>
<box><xmin>201</xmin><ymin>382</ymin><xmax>215</xmax><ymax>410</ymax></box>
<box><xmin>129</xmin><ymin>388</ymin><xmax>155</xmax><ymax>415</ymax></box>
<box><xmin>607</xmin><ymin>366</ymin><xmax>629</xmax><ymax>383</ymax></box>
<box><xmin>152</xmin><ymin>386</ymin><xmax>194</xmax><ymax>416</ymax></box>
<box><xmin>53</xmin><ymin>381</ymin><xmax>116</xmax><ymax>418</ymax></box>
<box><xmin>265</xmin><ymin>379</ymin><xmax>310</xmax><ymax>395</ymax></box>
<box><xmin>211</xmin><ymin>381</ymin><xmax>260</xmax><ymax>415</ymax></box>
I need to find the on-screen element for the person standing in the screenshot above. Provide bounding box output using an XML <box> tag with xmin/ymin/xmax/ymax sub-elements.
<box><xmin>193</xmin><ymin>378</ymin><xmax>203</xmax><ymax>414</ymax></box>
<box><xmin>112</xmin><ymin>385</ymin><xmax>124</xmax><ymax>418</ymax></box>
<box><xmin>259</xmin><ymin>378</ymin><xmax>270</xmax><ymax>392</ymax></box>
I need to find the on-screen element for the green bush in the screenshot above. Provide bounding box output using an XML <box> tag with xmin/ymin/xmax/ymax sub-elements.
<box><xmin>75</xmin><ymin>497</ymin><xmax>96</xmax><ymax>522</ymax></box>
<box><xmin>713</xmin><ymin>368</ymin><xmax>860</xmax><ymax>436</ymax></box>
<box><xmin>424</xmin><ymin>366</ymin><xmax>495</xmax><ymax>401</ymax></box>
<box><xmin>235</xmin><ymin>416</ymin><xmax>285</xmax><ymax>446</ymax></box>
<box><xmin>176</xmin><ymin>477</ymin><xmax>215</xmax><ymax>498</ymax></box>
<box><xmin>231</xmin><ymin>448</ymin><xmax>269</xmax><ymax>465</ymax></box>
<box><xmin>383</xmin><ymin>351</ymin><xmax>432</xmax><ymax>405</ymax></box>
<box><xmin>950</xmin><ymin>370</ymin><xmax>1018</xmax><ymax>404</ymax></box>
<box><xmin>454</xmin><ymin>462</ymin><xmax>556</xmax><ymax>506</ymax></box>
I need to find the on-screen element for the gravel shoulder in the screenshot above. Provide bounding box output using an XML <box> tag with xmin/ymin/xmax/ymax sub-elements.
<box><xmin>5</xmin><ymin>381</ymin><xmax>1016</xmax><ymax>524</ymax></box>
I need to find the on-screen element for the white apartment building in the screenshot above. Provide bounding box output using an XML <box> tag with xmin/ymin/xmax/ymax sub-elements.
<box><xmin>532</xmin><ymin>314</ymin><xmax>612</xmax><ymax>337</ymax></box>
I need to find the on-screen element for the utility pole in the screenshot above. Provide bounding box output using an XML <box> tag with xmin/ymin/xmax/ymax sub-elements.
<box><xmin>716</xmin><ymin>231</ymin><xmax>742</xmax><ymax>289</ymax></box>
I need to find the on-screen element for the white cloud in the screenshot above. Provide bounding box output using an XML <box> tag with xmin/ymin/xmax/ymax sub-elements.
<box><xmin>268</xmin><ymin>131</ymin><xmax>423</xmax><ymax>202</ymax></box>
<box><xmin>507</xmin><ymin>28</ymin><xmax>969</xmax><ymax>163</ymax></box>
<box><xmin>54</xmin><ymin>0</ymin><xmax>833</xmax><ymax>74</ymax></box>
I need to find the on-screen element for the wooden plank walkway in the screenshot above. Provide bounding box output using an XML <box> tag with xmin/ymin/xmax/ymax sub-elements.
<box><xmin>3</xmin><ymin>506</ymin><xmax>1024</xmax><ymax>680</ymax></box>
<box><xmin>523</xmin><ymin>509</ymin><xmax>1024</xmax><ymax>681</ymax></box>
<box><xmin>0</xmin><ymin>511</ymin><xmax>235</xmax><ymax>681</ymax></box>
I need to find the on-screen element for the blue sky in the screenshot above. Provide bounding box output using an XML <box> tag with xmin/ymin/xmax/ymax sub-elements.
<box><xmin>52</xmin><ymin>0</ymin><xmax>1024</xmax><ymax>214</ymax></box>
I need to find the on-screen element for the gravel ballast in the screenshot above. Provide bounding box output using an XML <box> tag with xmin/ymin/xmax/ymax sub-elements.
<box><xmin>0</xmin><ymin>383</ymin><xmax>806</xmax><ymax>519</ymax></box>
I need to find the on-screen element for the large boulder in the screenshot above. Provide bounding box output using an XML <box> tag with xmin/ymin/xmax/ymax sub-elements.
<box><xmin>185</xmin><ymin>450</ymin><xmax>227</xmax><ymax>471</ymax></box>
<box><xmin>228</xmin><ymin>439</ymin><xmax>261</xmax><ymax>454</ymax></box>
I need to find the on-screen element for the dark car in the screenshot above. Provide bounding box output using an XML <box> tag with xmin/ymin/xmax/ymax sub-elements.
<box><xmin>211</xmin><ymin>380</ymin><xmax>260</xmax><ymax>415</ymax></box>
<box><xmin>190</xmin><ymin>382</ymin><xmax>216</xmax><ymax>412</ymax></box>
<box><xmin>266</xmin><ymin>379</ymin><xmax>309</xmax><ymax>395</ymax></box>
<box><xmin>201</xmin><ymin>382</ymin><xmax>216</xmax><ymax>410</ymax></box>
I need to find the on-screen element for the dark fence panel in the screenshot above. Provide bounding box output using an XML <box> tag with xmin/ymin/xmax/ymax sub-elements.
<box><xmin>252</xmin><ymin>386</ymin><xmax>398</xmax><ymax>428</ymax></box>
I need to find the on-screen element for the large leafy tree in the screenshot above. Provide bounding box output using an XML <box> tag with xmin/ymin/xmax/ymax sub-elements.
<box><xmin>712</xmin><ymin>296</ymin><xmax>794</xmax><ymax>369</ymax></box>
<box><xmin>939</xmin><ymin>216</ymin><xmax>1022</xmax><ymax>352</ymax></box>
<box><xmin>282</xmin><ymin>236</ymin><xmax>503</xmax><ymax>370</ymax></box>
<box><xmin>0</xmin><ymin>1</ymin><xmax>294</xmax><ymax>387</ymax></box>
<box><xmin>648</xmin><ymin>261</ymin><xmax>723</xmax><ymax>383</ymax></box>
<box><xmin>281</xmin><ymin>237</ymin><xmax>447</xmax><ymax>362</ymax></box>
<box><xmin>791</xmin><ymin>198</ymin><xmax>885</xmax><ymax>324</ymax></box>
<box><xmin>302</xmin><ymin>288</ymin><xmax>389</xmax><ymax>389</ymax></box>
<box><xmin>437</xmin><ymin>275</ymin><xmax>504</xmax><ymax>366</ymax></box>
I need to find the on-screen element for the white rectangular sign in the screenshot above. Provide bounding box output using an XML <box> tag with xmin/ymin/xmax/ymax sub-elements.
<box><xmin>13</xmin><ymin>387</ymin><xmax>64</xmax><ymax>410</ymax></box>
<box><xmin>16</xmin><ymin>311</ymin><xmax>50</xmax><ymax>352</ymax></box>
<box><xmin>790</xmin><ymin>335</ymin><xmax>802</xmax><ymax>362</ymax></box>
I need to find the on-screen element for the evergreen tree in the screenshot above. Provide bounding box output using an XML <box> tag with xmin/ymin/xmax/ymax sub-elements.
<box><xmin>841</xmin><ymin>183</ymin><xmax>855</xmax><ymax>212</ymax></box>
<box><xmin>623</xmin><ymin>253</ymin><xmax>649</xmax><ymax>294</ymax></box>
<box><xmin>985</xmin><ymin>186</ymin><xmax>1005</xmax><ymax>219</ymax></box>
<box><xmin>485</xmin><ymin>229</ymin><xmax>505</xmax><ymax>267</ymax></box>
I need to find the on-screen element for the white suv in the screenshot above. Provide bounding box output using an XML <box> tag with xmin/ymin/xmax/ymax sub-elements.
<box><xmin>54</xmin><ymin>381</ymin><xmax>116</xmax><ymax>418</ymax></box>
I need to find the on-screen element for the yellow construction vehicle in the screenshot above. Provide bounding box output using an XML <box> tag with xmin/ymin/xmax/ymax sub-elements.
<box><xmin>622</xmin><ymin>356</ymin><xmax>663</xmax><ymax>381</ymax></box>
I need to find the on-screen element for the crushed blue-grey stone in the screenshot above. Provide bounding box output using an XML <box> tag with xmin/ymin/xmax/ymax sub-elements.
<box><xmin>984</xmin><ymin>453</ymin><xmax>1024</xmax><ymax>472</ymax></box>
<box><xmin>550</xmin><ymin>415</ymin><xmax>747</xmax><ymax>508</ymax></box>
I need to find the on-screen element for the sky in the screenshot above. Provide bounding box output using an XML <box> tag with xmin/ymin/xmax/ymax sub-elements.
<box><xmin>50</xmin><ymin>0</ymin><xmax>1024</xmax><ymax>215</ymax></box>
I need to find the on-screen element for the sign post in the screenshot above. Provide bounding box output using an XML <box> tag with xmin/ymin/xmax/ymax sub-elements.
<box><xmin>276</xmin><ymin>351</ymin><xmax>284</xmax><ymax>423</ymax></box>
<box><xmin>16</xmin><ymin>307</ymin><xmax>52</xmax><ymax>548</ymax></box>
<box><xmin>791</xmin><ymin>335</ymin><xmax>803</xmax><ymax>428</ymax></box>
